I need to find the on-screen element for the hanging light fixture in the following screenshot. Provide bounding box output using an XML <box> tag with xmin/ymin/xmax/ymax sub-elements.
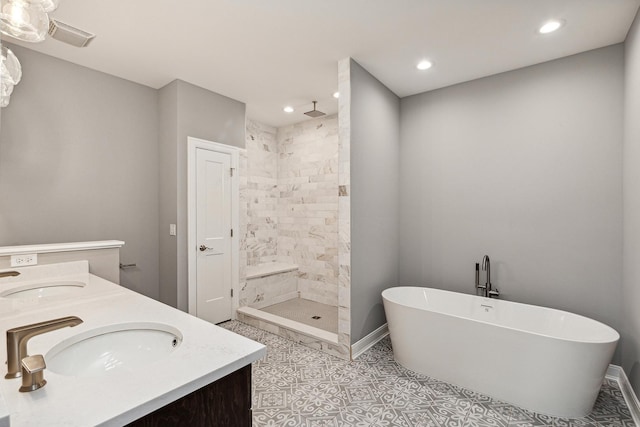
<box><xmin>39</xmin><ymin>0</ymin><xmax>58</xmax><ymax>13</ymax></box>
<box><xmin>1</xmin><ymin>45</ymin><xmax>21</xmax><ymax>85</ymax></box>
<box><xmin>1</xmin><ymin>82</ymin><xmax>14</xmax><ymax>108</ymax></box>
<box><xmin>0</xmin><ymin>0</ymin><xmax>50</xmax><ymax>42</ymax></box>
<box><xmin>1</xmin><ymin>45</ymin><xmax>22</xmax><ymax>108</ymax></box>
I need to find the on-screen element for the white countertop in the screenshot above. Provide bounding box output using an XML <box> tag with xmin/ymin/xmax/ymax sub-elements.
<box><xmin>0</xmin><ymin>262</ymin><xmax>266</xmax><ymax>426</ymax></box>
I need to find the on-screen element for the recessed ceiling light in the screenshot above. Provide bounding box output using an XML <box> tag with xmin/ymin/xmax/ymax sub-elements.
<box><xmin>333</xmin><ymin>92</ymin><xmax>340</xmax><ymax>99</ymax></box>
<box><xmin>538</xmin><ymin>20</ymin><xmax>563</xmax><ymax>34</ymax></box>
<box><xmin>283</xmin><ymin>106</ymin><xmax>294</xmax><ymax>113</ymax></box>
<box><xmin>417</xmin><ymin>60</ymin><xmax>433</xmax><ymax>71</ymax></box>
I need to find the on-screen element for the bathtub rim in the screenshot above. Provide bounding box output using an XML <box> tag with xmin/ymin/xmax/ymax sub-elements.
<box><xmin>382</xmin><ymin>286</ymin><xmax>620</xmax><ymax>345</ymax></box>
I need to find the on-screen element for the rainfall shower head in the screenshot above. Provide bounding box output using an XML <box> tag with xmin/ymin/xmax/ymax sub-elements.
<box><xmin>304</xmin><ymin>101</ymin><xmax>326</xmax><ymax>118</ymax></box>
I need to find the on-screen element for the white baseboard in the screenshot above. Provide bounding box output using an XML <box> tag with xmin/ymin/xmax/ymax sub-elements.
<box><xmin>606</xmin><ymin>364</ymin><xmax>640</xmax><ymax>425</ymax></box>
<box><xmin>351</xmin><ymin>323</ymin><xmax>389</xmax><ymax>360</ymax></box>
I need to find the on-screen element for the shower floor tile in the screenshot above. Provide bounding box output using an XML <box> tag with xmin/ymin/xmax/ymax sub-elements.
<box><xmin>220</xmin><ymin>320</ymin><xmax>637</xmax><ymax>427</ymax></box>
<box><xmin>260</xmin><ymin>297</ymin><xmax>338</xmax><ymax>333</ymax></box>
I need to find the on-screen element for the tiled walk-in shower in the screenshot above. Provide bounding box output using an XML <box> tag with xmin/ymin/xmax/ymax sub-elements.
<box><xmin>240</xmin><ymin>115</ymin><xmax>349</xmax><ymax>358</ymax></box>
<box><xmin>221</xmin><ymin>321</ymin><xmax>635</xmax><ymax>427</ymax></box>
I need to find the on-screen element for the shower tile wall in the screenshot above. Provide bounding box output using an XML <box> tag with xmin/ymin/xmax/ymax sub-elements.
<box><xmin>240</xmin><ymin>116</ymin><xmax>340</xmax><ymax>309</ymax></box>
<box><xmin>276</xmin><ymin>115</ymin><xmax>340</xmax><ymax>306</ymax></box>
<box><xmin>240</xmin><ymin>119</ymin><xmax>279</xmax><ymax>307</ymax></box>
<box><xmin>337</xmin><ymin>57</ymin><xmax>352</xmax><ymax>357</ymax></box>
<box><xmin>245</xmin><ymin>271</ymin><xmax>298</xmax><ymax>309</ymax></box>
<box><xmin>243</xmin><ymin>119</ymin><xmax>279</xmax><ymax>266</ymax></box>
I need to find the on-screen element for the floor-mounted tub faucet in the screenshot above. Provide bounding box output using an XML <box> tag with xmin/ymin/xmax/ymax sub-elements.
<box><xmin>482</xmin><ymin>255</ymin><xmax>499</xmax><ymax>299</ymax></box>
<box><xmin>482</xmin><ymin>255</ymin><xmax>491</xmax><ymax>296</ymax></box>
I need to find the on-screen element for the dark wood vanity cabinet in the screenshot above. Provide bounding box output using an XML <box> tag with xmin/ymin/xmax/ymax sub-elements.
<box><xmin>126</xmin><ymin>364</ymin><xmax>252</xmax><ymax>427</ymax></box>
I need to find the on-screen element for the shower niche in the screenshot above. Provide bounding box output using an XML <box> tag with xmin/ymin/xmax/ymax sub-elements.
<box><xmin>237</xmin><ymin>114</ymin><xmax>346</xmax><ymax>359</ymax></box>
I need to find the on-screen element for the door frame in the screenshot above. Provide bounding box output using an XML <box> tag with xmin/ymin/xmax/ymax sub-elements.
<box><xmin>187</xmin><ymin>136</ymin><xmax>241</xmax><ymax>321</ymax></box>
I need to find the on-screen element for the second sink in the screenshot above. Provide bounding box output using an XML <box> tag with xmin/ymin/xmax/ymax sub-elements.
<box><xmin>45</xmin><ymin>322</ymin><xmax>182</xmax><ymax>377</ymax></box>
<box><xmin>0</xmin><ymin>281</ymin><xmax>86</xmax><ymax>299</ymax></box>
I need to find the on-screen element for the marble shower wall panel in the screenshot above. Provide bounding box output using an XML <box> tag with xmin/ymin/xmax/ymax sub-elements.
<box><xmin>277</xmin><ymin>115</ymin><xmax>340</xmax><ymax>306</ymax></box>
<box><xmin>337</xmin><ymin>57</ymin><xmax>352</xmax><ymax>356</ymax></box>
<box><xmin>244</xmin><ymin>119</ymin><xmax>279</xmax><ymax>266</ymax></box>
<box><xmin>245</xmin><ymin>271</ymin><xmax>298</xmax><ymax>309</ymax></box>
<box><xmin>239</xmin><ymin>148</ymin><xmax>248</xmax><ymax>291</ymax></box>
<box><xmin>240</xmin><ymin>119</ymin><xmax>280</xmax><ymax>309</ymax></box>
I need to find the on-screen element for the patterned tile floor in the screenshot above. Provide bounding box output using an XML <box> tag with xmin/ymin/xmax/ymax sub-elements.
<box><xmin>220</xmin><ymin>321</ymin><xmax>635</xmax><ymax>427</ymax></box>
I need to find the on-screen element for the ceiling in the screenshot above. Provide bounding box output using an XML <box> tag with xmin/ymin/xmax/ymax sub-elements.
<box><xmin>4</xmin><ymin>0</ymin><xmax>640</xmax><ymax>127</ymax></box>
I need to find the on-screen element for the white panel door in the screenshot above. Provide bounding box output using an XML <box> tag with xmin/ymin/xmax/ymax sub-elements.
<box><xmin>196</xmin><ymin>148</ymin><xmax>232</xmax><ymax>324</ymax></box>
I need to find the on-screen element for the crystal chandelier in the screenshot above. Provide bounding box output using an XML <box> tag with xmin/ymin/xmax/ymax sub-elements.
<box><xmin>1</xmin><ymin>45</ymin><xmax>22</xmax><ymax>108</ymax></box>
<box><xmin>0</xmin><ymin>0</ymin><xmax>60</xmax><ymax>43</ymax></box>
<box><xmin>0</xmin><ymin>0</ymin><xmax>60</xmax><ymax>107</ymax></box>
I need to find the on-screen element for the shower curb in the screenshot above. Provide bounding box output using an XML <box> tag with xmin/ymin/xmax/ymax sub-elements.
<box><xmin>606</xmin><ymin>364</ymin><xmax>640</xmax><ymax>425</ymax></box>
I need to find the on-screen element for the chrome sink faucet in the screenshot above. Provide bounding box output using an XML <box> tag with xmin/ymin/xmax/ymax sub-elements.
<box><xmin>481</xmin><ymin>255</ymin><xmax>499</xmax><ymax>298</ymax></box>
<box><xmin>5</xmin><ymin>316</ymin><xmax>83</xmax><ymax>384</ymax></box>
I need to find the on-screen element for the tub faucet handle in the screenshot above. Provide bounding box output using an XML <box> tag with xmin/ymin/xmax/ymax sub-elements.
<box><xmin>475</xmin><ymin>262</ymin><xmax>487</xmax><ymax>295</ymax></box>
<box><xmin>488</xmin><ymin>289</ymin><xmax>500</xmax><ymax>299</ymax></box>
<box><xmin>19</xmin><ymin>354</ymin><xmax>47</xmax><ymax>392</ymax></box>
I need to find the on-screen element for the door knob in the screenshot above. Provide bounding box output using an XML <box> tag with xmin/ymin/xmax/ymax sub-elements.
<box><xmin>199</xmin><ymin>245</ymin><xmax>212</xmax><ymax>252</ymax></box>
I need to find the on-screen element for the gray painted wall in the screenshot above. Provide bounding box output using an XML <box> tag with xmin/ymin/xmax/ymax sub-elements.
<box><xmin>623</xmin><ymin>10</ymin><xmax>640</xmax><ymax>393</ymax></box>
<box><xmin>158</xmin><ymin>81</ymin><xmax>179</xmax><ymax>307</ymax></box>
<box><xmin>399</xmin><ymin>46</ymin><xmax>624</xmax><ymax>361</ymax></box>
<box><xmin>0</xmin><ymin>49</ymin><xmax>245</xmax><ymax>310</ymax></box>
<box><xmin>350</xmin><ymin>59</ymin><xmax>400</xmax><ymax>343</ymax></box>
<box><xmin>170</xmin><ymin>80</ymin><xmax>246</xmax><ymax>311</ymax></box>
<box><xmin>0</xmin><ymin>44</ymin><xmax>160</xmax><ymax>299</ymax></box>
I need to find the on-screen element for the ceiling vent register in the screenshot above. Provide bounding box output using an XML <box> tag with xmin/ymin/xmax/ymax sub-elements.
<box><xmin>48</xmin><ymin>19</ymin><xmax>95</xmax><ymax>47</ymax></box>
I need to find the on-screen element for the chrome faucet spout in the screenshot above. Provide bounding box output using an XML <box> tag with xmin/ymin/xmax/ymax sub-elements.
<box><xmin>482</xmin><ymin>255</ymin><xmax>491</xmax><ymax>297</ymax></box>
<box><xmin>5</xmin><ymin>316</ymin><xmax>83</xmax><ymax>379</ymax></box>
<box><xmin>481</xmin><ymin>255</ymin><xmax>499</xmax><ymax>298</ymax></box>
<box><xmin>0</xmin><ymin>271</ymin><xmax>20</xmax><ymax>278</ymax></box>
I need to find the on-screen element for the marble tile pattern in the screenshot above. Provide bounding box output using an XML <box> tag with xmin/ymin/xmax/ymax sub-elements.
<box><xmin>241</xmin><ymin>117</ymin><xmax>341</xmax><ymax>308</ymax></box>
<box><xmin>240</xmin><ymin>119</ymin><xmax>280</xmax><ymax>308</ymax></box>
<box><xmin>242</xmin><ymin>118</ymin><xmax>280</xmax><ymax>267</ymax></box>
<box><xmin>337</xmin><ymin>57</ymin><xmax>353</xmax><ymax>359</ymax></box>
<box><xmin>239</xmin><ymin>147</ymin><xmax>249</xmax><ymax>293</ymax></box>
<box><xmin>243</xmin><ymin>271</ymin><xmax>298</xmax><ymax>309</ymax></box>
<box><xmin>221</xmin><ymin>320</ymin><xmax>636</xmax><ymax>427</ymax></box>
<box><xmin>276</xmin><ymin>114</ymin><xmax>340</xmax><ymax>307</ymax></box>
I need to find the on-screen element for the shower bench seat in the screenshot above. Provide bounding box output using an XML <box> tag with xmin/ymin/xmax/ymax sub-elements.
<box><xmin>245</xmin><ymin>262</ymin><xmax>298</xmax><ymax>280</ymax></box>
<box><xmin>243</xmin><ymin>262</ymin><xmax>299</xmax><ymax>309</ymax></box>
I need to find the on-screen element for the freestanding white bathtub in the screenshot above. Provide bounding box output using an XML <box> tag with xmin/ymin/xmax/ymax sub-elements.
<box><xmin>382</xmin><ymin>286</ymin><xmax>619</xmax><ymax>418</ymax></box>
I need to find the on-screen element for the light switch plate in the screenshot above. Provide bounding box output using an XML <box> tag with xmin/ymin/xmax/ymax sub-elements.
<box><xmin>169</xmin><ymin>224</ymin><xmax>177</xmax><ymax>236</ymax></box>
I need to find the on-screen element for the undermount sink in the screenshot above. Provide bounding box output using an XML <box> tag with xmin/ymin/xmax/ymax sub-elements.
<box><xmin>0</xmin><ymin>281</ymin><xmax>86</xmax><ymax>299</ymax></box>
<box><xmin>46</xmin><ymin>322</ymin><xmax>182</xmax><ymax>377</ymax></box>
